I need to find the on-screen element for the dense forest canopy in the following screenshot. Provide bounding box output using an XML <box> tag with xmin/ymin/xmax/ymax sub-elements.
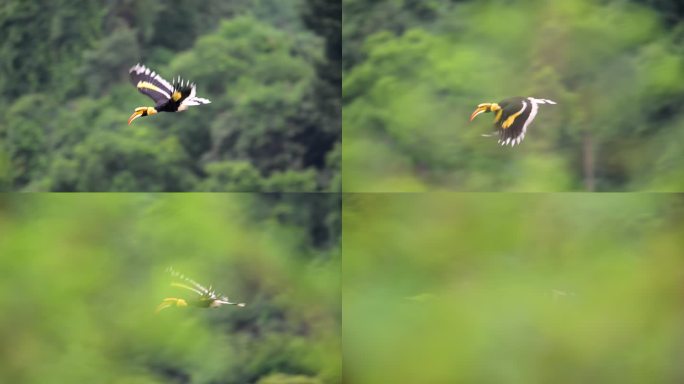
<box><xmin>343</xmin><ymin>0</ymin><xmax>684</xmax><ymax>191</ymax></box>
<box><xmin>0</xmin><ymin>0</ymin><xmax>341</xmax><ymax>192</ymax></box>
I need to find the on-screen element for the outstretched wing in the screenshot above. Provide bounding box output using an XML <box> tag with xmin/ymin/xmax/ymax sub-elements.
<box><xmin>129</xmin><ymin>64</ymin><xmax>173</xmax><ymax>104</ymax></box>
<box><xmin>497</xmin><ymin>99</ymin><xmax>529</xmax><ymax>146</ymax></box>
<box><xmin>165</xmin><ymin>267</ymin><xmax>245</xmax><ymax>308</ymax></box>
<box><xmin>496</xmin><ymin>97</ymin><xmax>556</xmax><ymax>146</ymax></box>
<box><xmin>167</xmin><ymin>267</ymin><xmax>211</xmax><ymax>296</ymax></box>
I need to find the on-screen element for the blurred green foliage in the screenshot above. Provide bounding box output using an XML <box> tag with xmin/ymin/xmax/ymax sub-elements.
<box><xmin>0</xmin><ymin>194</ymin><xmax>340</xmax><ymax>383</ymax></box>
<box><xmin>343</xmin><ymin>193</ymin><xmax>684</xmax><ymax>383</ymax></box>
<box><xmin>343</xmin><ymin>0</ymin><xmax>684</xmax><ymax>191</ymax></box>
<box><xmin>0</xmin><ymin>0</ymin><xmax>340</xmax><ymax>192</ymax></box>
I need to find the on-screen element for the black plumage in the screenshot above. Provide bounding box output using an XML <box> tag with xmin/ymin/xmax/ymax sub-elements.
<box><xmin>469</xmin><ymin>96</ymin><xmax>556</xmax><ymax>146</ymax></box>
<box><xmin>127</xmin><ymin>64</ymin><xmax>211</xmax><ymax>124</ymax></box>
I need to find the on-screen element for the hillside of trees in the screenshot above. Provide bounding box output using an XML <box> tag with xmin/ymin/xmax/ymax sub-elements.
<box><xmin>343</xmin><ymin>0</ymin><xmax>684</xmax><ymax>191</ymax></box>
<box><xmin>0</xmin><ymin>0</ymin><xmax>340</xmax><ymax>192</ymax></box>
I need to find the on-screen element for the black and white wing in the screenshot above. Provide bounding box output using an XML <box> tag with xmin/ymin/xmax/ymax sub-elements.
<box><xmin>129</xmin><ymin>64</ymin><xmax>174</xmax><ymax>104</ymax></box>
<box><xmin>167</xmin><ymin>267</ymin><xmax>212</xmax><ymax>296</ymax></box>
<box><xmin>498</xmin><ymin>97</ymin><xmax>556</xmax><ymax>146</ymax></box>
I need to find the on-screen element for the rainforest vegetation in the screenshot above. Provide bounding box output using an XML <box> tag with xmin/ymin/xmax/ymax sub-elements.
<box><xmin>0</xmin><ymin>193</ymin><xmax>340</xmax><ymax>383</ymax></box>
<box><xmin>344</xmin><ymin>193</ymin><xmax>684</xmax><ymax>383</ymax></box>
<box><xmin>0</xmin><ymin>0</ymin><xmax>340</xmax><ymax>192</ymax></box>
<box><xmin>343</xmin><ymin>0</ymin><xmax>684</xmax><ymax>191</ymax></box>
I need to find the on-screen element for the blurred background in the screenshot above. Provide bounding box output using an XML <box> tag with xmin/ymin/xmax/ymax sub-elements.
<box><xmin>0</xmin><ymin>0</ymin><xmax>340</xmax><ymax>192</ymax></box>
<box><xmin>343</xmin><ymin>0</ymin><xmax>684</xmax><ymax>191</ymax></box>
<box><xmin>344</xmin><ymin>193</ymin><xmax>684</xmax><ymax>383</ymax></box>
<box><xmin>0</xmin><ymin>193</ymin><xmax>340</xmax><ymax>383</ymax></box>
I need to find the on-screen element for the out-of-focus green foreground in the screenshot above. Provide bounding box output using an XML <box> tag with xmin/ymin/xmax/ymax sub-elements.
<box><xmin>0</xmin><ymin>194</ymin><xmax>340</xmax><ymax>384</ymax></box>
<box><xmin>343</xmin><ymin>194</ymin><xmax>684</xmax><ymax>383</ymax></box>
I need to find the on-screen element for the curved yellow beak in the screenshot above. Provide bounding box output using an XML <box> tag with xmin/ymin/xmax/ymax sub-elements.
<box><xmin>128</xmin><ymin>110</ymin><xmax>145</xmax><ymax>125</ymax></box>
<box><xmin>469</xmin><ymin>105</ymin><xmax>489</xmax><ymax>122</ymax></box>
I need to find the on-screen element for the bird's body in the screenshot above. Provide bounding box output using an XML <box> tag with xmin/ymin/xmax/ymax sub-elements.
<box><xmin>128</xmin><ymin>64</ymin><xmax>211</xmax><ymax>124</ymax></box>
<box><xmin>469</xmin><ymin>97</ymin><xmax>556</xmax><ymax>146</ymax></box>
<box><xmin>156</xmin><ymin>267</ymin><xmax>245</xmax><ymax>313</ymax></box>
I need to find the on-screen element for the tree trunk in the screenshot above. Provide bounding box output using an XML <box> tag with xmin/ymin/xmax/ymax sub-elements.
<box><xmin>582</xmin><ymin>132</ymin><xmax>595</xmax><ymax>191</ymax></box>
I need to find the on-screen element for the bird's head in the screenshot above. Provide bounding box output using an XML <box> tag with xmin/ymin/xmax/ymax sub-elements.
<box><xmin>128</xmin><ymin>106</ymin><xmax>158</xmax><ymax>125</ymax></box>
<box><xmin>469</xmin><ymin>103</ymin><xmax>501</xmax><ymax>121</ymax></box>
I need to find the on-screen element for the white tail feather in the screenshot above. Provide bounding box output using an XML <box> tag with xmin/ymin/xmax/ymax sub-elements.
<box><xmin>183</xmin><ymin>97</ymin><xmax>211</xmax><ymax>106</ymax></box>
<box><xmin>530</xmin><ymin>98</ymin><xmax>557</xmax><ymax>105</ymax></box>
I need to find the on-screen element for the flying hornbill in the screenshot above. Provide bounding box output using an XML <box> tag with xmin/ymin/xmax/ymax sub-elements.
<box><xmin>128</xmin><ymin>64</ymin><xmax>211</xmax><ymax>125</ymax></box>
<box><xmin>469</xmin><ymin>97</ymin><xmax>556</xmax><ymax>146</ymax></box>
<box><xmin>156</xmin><ymin>267</ymin><xmax>245</xmax><ymax>313</ymax></box>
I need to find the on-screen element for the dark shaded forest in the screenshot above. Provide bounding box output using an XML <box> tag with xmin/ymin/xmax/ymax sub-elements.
<box><xmin>343</xmin><ymin>0</ymin><xmax>684</xmax><ymax>191</ymax></box>
<box><xmin>0</xmin><ymin>0</ymin><xmax>340</xmax><ymax>192</ymax></box>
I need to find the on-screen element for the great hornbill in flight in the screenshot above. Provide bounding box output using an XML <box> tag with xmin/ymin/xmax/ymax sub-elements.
<box><xmin>156</xmin><ymin>267</ymin><xmax>245</xmax><ymax>313</ymax></box>
<box><xmin>128</xmin><ymin>64</ymin><xmax>211</xmax><ymax>125</ymax></box>
<box><xmin>469</xmin><ymin>97</ymin><xmax>556</xmax><ymax>146</ymax></box>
